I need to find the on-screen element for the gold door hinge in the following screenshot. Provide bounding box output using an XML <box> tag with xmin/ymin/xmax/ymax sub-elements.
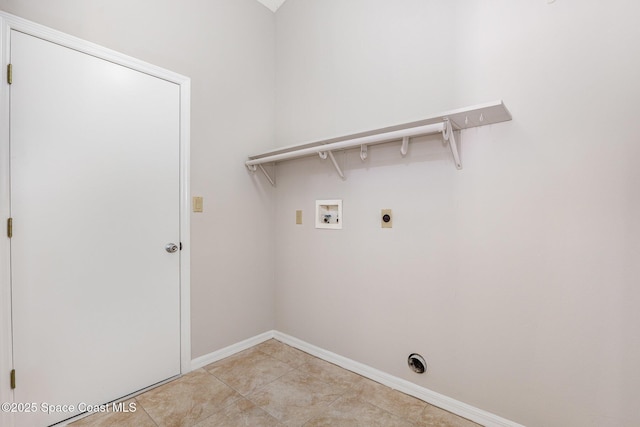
<box><xmin>7</xmin><ymin>64</ymin><xmax>12</xmax><ymax>85</ymax></box>
<box><xmin>10</xmin><ymin>369</ymin><xmax>15</xmax><ymax>389</ymax></box>
<box><xmin>7</xmin><ymin>218</ymin><xmax>12</xmax><ymax>238</ymax></box>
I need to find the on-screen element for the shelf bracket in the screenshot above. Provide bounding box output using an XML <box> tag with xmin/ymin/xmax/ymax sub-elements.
<box><xmin>443</xmin><ymin>119</ymin><xmax>462</xmax><ymax>170</ymax></box>
<box><xmin>247</xmin><ymin>162</ymin><xmax>275</xmax><ymax>186</ymax></box>
<box><xmin>360</xmin><ymin>145</ymin><xmax>368</xmax><ymax>161</ymax></box>
<box><xmin>400</xmin><ymin>136</ymin><xmax>410</xmax><ymax>157</ymax></box>
<box><xmin>258</xmin><ymin>164</ymin><xmax>275</xmax><ymax>186</ymax></box>
<box><xmin>319</xmin><ymin>150</ymin><xmax>345</xmax><ymax>179</ymax></box>
<box><xmin>327</xmin><ymin>151</ymin><xmax>345</xmax><ymax>179</ymax></box>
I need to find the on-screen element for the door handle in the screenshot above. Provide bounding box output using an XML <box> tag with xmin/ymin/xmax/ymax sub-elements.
<box><xmin>165</xmin><ymin>243</ymin><xmax>179</xmax><ymax>253</ymax></box>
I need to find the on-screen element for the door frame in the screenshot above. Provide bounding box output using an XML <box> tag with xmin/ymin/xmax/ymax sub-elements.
<box><xmin>0</xmin><ymin>12</ymin><xmax>191</xmax><ymax>427</ymax></box>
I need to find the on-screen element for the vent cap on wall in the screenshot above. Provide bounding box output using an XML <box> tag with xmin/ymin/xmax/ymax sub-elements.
<box><xmin>408</xmin><ymin>353</ymin><xmax>427</xmax><ymax>374</ymax></box>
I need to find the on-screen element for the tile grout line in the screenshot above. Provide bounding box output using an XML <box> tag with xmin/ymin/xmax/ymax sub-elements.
<box><xmin>201</xmin><ymin>348</ymin><xmax>300</xmax><ymax>424</ymax></box>
<box><xmin>276</xmin><ymin>341</ymin><xmax>431</xmax><ymax>426</ymax></box>
<box><xmin>298</xmin><ymin>386</ymin><xmax>351</xmax><ymax>427</ymax></box>
<box><xmin>259</xmin><ymin>345</ymin><xmax>366</xmax><ymax>426</ymax></box>
<box><xmin>133</xmin><ymin>397</ymin><xmax>161</xmax><ymax>427</ymax></box>
<box><xmin>258</xmin><ymin>340</ymin><xmax>420</xmax><ymax>427</ymax></box>
<box><xmin>199</xmin><ymin>367</ymin><xmax>251</xmax><ymax>408</ymax></box>
<box><xmin>236</xmin><ymin>342</ymin><xmax>354</xmax><ymax>426</ymax></box>
<box><xmin>357</xmin><ymin>396</ymin><xmax>423</xmax><ymax>427</ymax></box>
<box><xmin>362</xmin><ymin>385</ymin><xmax>428</xmax><ymax>425</ymax></box>
<box><xmin>287</xmin><ymin>352</ymin><xmax>428</xmax><ymax>426</ymax></box>
<box><xmin>74</xmin><ymin>338</ymin><xmax>476</xmax><ymax>427</ymax></box>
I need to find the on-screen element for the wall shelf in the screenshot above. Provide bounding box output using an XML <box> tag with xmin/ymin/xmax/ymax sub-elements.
<box><xmin>246</xmin><ymin>100</ymin><xmax>512</xmax><ymax>185</ymax></box>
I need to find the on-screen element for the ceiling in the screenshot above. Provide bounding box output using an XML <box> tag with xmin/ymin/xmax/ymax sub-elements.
<box><xmin>255</xmin><ymin>0</ymin><xmax>287</xmax><ymax>12</ymax></box>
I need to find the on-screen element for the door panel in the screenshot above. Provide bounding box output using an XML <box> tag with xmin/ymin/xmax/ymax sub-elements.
<box><xmin>10</xmin><ymin>30</ymin><xmax>181</xmax><ymax>426</ymax></box>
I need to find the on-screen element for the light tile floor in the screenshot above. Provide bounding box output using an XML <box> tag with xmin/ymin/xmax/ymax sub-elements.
<box><xmin>71</xmin><ymin>339</ymin><xmax>481</xmax><ymax>427</ymax></box>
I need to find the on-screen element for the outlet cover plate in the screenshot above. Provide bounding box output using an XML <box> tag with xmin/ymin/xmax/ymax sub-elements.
<box><xmin>381</xmin><ymin>209</ymin><xmax>392</xmax><ymax>228</ymax></box>
<box><xmin>193</xmin><ymin>196</ymin><xmax>204</xmax><ymax>213</ymax></box>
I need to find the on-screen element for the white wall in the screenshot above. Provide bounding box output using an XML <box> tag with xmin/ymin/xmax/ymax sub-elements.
<box><xmin>276</xmin><ymin>0</ymin><xmax>457</xmax><ymax>144</ymax></box>
<box><xmin>274</xmin><ymin>1</ymin><xmax>640</xmax><ymax>426</ymax></box>
<box><xmin>0</xmin><ymin>0</ymin><xmax>277</xmax><ymax>358</ymax></box>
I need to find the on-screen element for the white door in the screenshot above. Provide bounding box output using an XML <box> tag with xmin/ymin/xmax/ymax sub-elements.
<box><xmin>10</xmin><ymin>30</ymin><xmax>181</xmax><ymax>426</ymax></box>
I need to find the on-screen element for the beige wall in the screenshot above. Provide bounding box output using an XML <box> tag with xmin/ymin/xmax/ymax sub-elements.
<box><xmin>0</xmin><ymin>0</ymin><xmax>278</xmax><ymax>358</ymax></box>
<box><xmin>274</xmin><ymin>1</ymin><xmax>640</xmax><ymax>426</ymax></box>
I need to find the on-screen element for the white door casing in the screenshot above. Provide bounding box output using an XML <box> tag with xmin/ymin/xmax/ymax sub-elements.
<box><xmin>0</xmin><ymin>13</ymin><xmax>191</xmax><ymax>427</ymax></box>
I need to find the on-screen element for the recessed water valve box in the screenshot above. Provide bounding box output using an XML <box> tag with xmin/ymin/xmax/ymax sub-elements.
<box><xmin>316</xmin><ymin>199</ymin><xmax>342</xmax><ymax>229</ymax></box>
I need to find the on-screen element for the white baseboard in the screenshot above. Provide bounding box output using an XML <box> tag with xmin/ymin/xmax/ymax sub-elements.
<box><xmin>273</xmin><ymin>331</ymin><xmax>525</xmax><ymax>427</ymax></box>
<box><xmin>190</xmin><ymin>330</ymin><xmax>275</xmax><ymax>370</ymax></box>
<box><xmin>191</xmin><ymin>330</ymin><xmax>524</xmax><ymax>427</ymax></box>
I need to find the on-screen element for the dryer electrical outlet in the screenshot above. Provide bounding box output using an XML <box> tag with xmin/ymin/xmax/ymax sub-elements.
<box><xmin>381</xmin><ymin>209</ymin><xmax>392</xmax><ymax>228</ymax></box>
<box><xmin>316</xmin><ymin>200</ymin><xmax>342</xmax><ymax>229</ymax></box>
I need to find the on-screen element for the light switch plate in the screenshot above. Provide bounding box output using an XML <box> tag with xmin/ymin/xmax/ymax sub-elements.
<box><xmin>296</xmin><ymin>210</ymin><xmax>303</xmax><ymax>225</ymax></box>
<box><xmin>193</xmin><ymin>196</ymin><xmax>203</xmax><ymax>213</ymax></box>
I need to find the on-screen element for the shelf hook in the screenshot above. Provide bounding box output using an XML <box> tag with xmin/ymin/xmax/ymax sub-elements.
<box><xmin>401</xmin><ymin>136</ymin><xmax>410</xmax><ymax>156</ymax></box>
<box><xmin>318</xmin><ymin>151</ymin><xmax>328</xmax><ymax>160</ymax></box>
<box><xmin>246</xmin><ymin>164</ymin><xmax>257</xmax><ymax>172</ymax></box>
<box><xmin>360</xmin><ymin>145</ymin><xmax>368</xmax><ymax>161</ymax></box>
<box><xmin>442</xmin><ymin>119</ymin><xmax>451</xmax><ymax>140</ymax></box>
